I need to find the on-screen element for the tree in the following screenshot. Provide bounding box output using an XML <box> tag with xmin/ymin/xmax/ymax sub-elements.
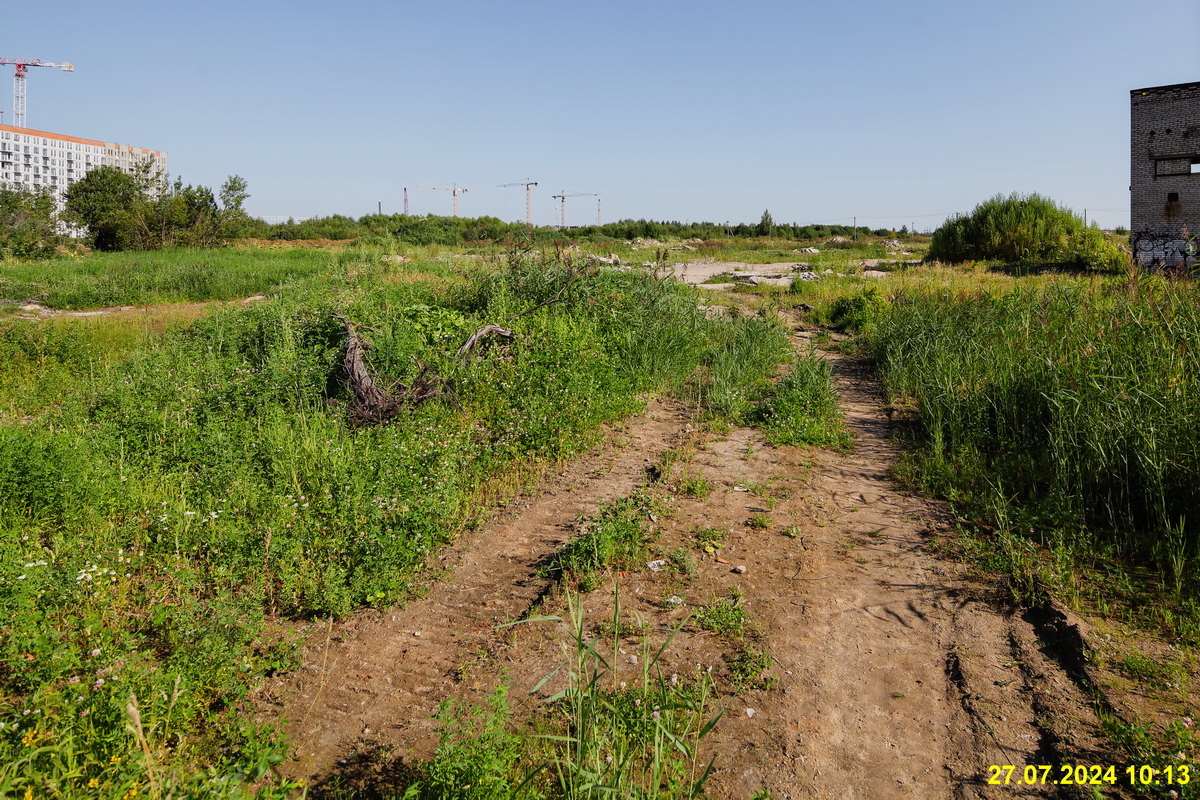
<box><xmin>218</xmin><ymin>175</ymin><xmax>253</xmax><ymax>238</ymax></box>
<box><xmin>756</xmin><ymin>209</ymin><xmax>775</xmax><ymax>237</ymax></box>
<box><xmin>0</xmin><ymin>185</ymin><xmax>61</xmax><ymax>259</ymax></box>
<box><xmin>63</xmin><ymin>166</ymin><xmax>141</xmax><ymax>250</ymax></box>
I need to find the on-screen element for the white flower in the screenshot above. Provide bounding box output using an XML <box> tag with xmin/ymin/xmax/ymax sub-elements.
<box><xmin>90</xmin><ymin>649</ymin><xmax>101</xmax><ymax>658</ymax></box>
<box><xmin>17</xmin><ymin>575</ymin><xmax>25</xmax><ymax>580</ymax></box>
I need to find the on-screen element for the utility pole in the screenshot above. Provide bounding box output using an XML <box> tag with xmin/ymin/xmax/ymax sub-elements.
<box><xmin>853</xmin><ymin>216</ymin><xmax>857</xmax><ymax>241</ymax></box>
<box><xmin>378</xmin><ymin>199</ymin><xmax>382</xmax><ymax>215</ymax></box>
<box><xmin>419</xmin><ymin>183</ymin><xmax>468</xmax><ymax>217</ymax></box>
<box><xmin>597</xmin><ymin>197</ymin><xmax>602</xmax><ymax>226</ymax></box>
<box><xmin>404</xmin><ymin>188</ymin><xmax>409</xmax><ymax>216</ymax></box>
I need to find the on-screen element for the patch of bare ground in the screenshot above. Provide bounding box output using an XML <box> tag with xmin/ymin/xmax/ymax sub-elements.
<box><xmin>260</xmin><ymin>317</ymin><xmax>1130</xmax><ymax>798</ymax></box>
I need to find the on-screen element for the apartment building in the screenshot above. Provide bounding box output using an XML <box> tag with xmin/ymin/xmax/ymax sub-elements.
<box><xmin>0</xmin><ymin>123</ymin><xmax>167</xmax><ymax>207</ymax></box>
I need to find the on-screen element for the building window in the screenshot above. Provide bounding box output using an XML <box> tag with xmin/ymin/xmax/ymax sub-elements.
<box><xmin>1168</xmin><ymin>192</ymin><xmax>1180</xmax><ymax>202</ymax></box>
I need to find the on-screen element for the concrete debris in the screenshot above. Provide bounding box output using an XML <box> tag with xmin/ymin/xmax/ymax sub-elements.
<box><xmin>795</xmin><ymin>271</ymin><xmax>820</xmax><ymax>282</ymax></box>
<box><xmin>647</xmin><ymin>559</ymin><xmax>667</xmax><ymax>573</ymax></box>
<box><xmin>827</xmin><ymin>236</ymin><xmax>849</xmax><ymax>243</ymax></box>
<box><xmin>822</xmin><ymin>269</ymin><xmax>835</xmax><ymax>275</ymax></box>
<box><xmin>795</xmin><ymin>247</ymin><xmax>821</xmax><ymax>254</ymax></box>
<box><xmin>883</xmin><ymin>239</ymin><xmax>903</xmax><ymax>250</ymax></box>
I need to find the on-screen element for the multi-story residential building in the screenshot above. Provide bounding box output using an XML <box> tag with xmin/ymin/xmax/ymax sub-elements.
<box><xmin>0</xmin><ymin>123</ymin><xmax>167</xmax><ymax>209</ymax></box>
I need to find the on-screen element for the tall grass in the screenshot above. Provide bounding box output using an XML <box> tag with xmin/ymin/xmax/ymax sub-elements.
<box><xmin>866</xmin><ymin>275</ymin><xmax>1200</xmax><ymax>598</ymax></box>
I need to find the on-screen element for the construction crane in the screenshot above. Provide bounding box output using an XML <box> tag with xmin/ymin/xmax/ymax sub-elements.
<box><xmin>551</xmin><ymin>191</ymin><xmax>599</xmax><ymax>229</ymax></box>
<box><xmin>418</xmin><ymin>183</ymin><xmax>467</xmax><ymax>217</ymax></box>
<box><xmin>0</xmin><ymin>57</ymin><xmax>74</xmax><ymax>129</ymax></box>
<box><xmin>497</xmin><ymin>179</ymin><xmax>539</xmax><ymax>226</ymax></box>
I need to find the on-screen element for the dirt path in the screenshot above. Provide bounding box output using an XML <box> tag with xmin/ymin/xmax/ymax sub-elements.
<box><xmin>261</xmin><ymin>322</ymin><xmax>1114</xmax><ymax>798</ymax></box>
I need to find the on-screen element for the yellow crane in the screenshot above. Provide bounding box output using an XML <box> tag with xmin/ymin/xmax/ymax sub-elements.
<box><xmin>551</xmin><ymin>191</ymin><xmax>599</xmax><ymax>229</ymax></box>
<box><xmin>497</xmin><ymin>179</ymin><xmax>539</xmax><ymax>226</ymax></box>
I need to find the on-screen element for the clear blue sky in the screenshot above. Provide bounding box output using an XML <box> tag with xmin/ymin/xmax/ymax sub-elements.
<box><xmin>9</xmin><ymin>0</ymin><xmax>1199</xmax><ymax>229</ymax></box>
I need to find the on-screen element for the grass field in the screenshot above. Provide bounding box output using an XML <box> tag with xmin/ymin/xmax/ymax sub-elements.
<box><xmin>0</xmin><ymin>247</ymin><xmax>335</xmax><ymax>310</ymax></box>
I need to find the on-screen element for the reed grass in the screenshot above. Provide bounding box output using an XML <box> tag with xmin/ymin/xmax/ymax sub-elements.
<box><xmin>866</xmin><ymin>273</ymin><xmax>1200</xmax><ymax>600</ymax></box>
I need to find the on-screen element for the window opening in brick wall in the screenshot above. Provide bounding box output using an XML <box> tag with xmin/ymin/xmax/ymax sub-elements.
<box><xmin>1168</xmin><ymin>192</ymin><xmax>1180</xmax><ymax>202</ymax></box>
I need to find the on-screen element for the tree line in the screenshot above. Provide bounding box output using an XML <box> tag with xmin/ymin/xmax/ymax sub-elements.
<box><xmin>0</xmin><ymin>165</ymin><xmax>253</xmax><ymax>259</ymax></box>
<box><xmin>0</xmin><ymin>174</ymin><xmax>905</xmax><ymax>260</ymax></box>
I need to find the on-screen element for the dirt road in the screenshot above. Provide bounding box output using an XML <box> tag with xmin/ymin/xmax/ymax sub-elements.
<box><xmin>260</xmin><ymin>317</ymin><xmax>1113</xmax><ymax>798</ymax></box>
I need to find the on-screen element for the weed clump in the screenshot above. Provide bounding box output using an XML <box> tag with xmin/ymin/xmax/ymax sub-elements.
<box><xmin>754</xmin><ymin>355</ymin><xmax>852</xmax><ymax>449</ymax></box>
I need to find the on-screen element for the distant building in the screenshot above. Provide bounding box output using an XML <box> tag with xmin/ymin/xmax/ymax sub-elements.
<box><xmin>0</xmin><ymin>123</ymin><xmax>167</xmax><ymax>210</ymax></box>
<box><xmin>1130</xmin><ymin>82</ymin><xmax>1200</xmax><ymax>270</ymax></box>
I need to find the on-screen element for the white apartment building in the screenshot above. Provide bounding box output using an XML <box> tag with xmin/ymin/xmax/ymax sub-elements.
<box><xmin>0</xmin><ymin>123</ymin><xmax>167</xmax><ymax>208</ymax></box>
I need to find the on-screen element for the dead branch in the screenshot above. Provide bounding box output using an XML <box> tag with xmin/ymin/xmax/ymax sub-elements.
<box><xmin>334</xmin><ymin>313</ymin><xmax>454</xmax><ymax>426</ymax></box>
<box><xmin>456</xmin><ymin>324</ymin><xmax>513</xmax><ymax>359</ymax></box>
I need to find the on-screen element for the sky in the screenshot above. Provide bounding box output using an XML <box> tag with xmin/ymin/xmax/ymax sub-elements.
<box><xmin>7</xmin><ymin>0</ymin><xmax>1199</xmax><ymax>230</ymax></box>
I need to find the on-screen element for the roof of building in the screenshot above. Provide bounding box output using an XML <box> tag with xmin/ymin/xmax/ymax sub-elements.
<box><xmin>0</xmin><ymin>123</ymin><xmax>164</xmax><ymax>156</ymax></box>
<box><xmin>1131</xmin><ymin>81</ymin><xmax>1200</xmax><ymax>96</ymax></box>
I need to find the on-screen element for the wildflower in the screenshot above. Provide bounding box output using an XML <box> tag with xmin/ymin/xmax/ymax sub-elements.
<box><xmin>68</xmin><ymin>676</ymin><xmax>80</xmax><ymax>684</ymax></box>
<box><xmin>90</xmin><ymin>649</ymin><xmax>101</xmax><ymax>658</ymax></box>
<box><xmin>16</xmin><ymin>575</ymin><xmax>25</xmax><ymax>580</ymax></box>
<box><xmin>652</xmin><ymin>711</ymin><xmax>660</xmax><ymax>719</ymax></box>
<box><xmin>88</xmin><ymin>778</ymin><xmax>100</xmax><ymax>788</ymax></box>
<box><xmin>22</xmin><ymin>730</ymin><xmax>37</xmax><ymax>747</ymax></box>
<box><xmin>1184</xmin><ymin>717</ymin><xmax>1194</xmax><ymax>729</ymax></box>
<box><xmin>92</xmin><ymin>679</ymin><xmax>105</xmax><ymax>690</ymax></box>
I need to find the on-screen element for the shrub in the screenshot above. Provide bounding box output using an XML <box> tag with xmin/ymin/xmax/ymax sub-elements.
<box><xmin>829</xmin><ymin>286</ymin><xmax>889</xmax><ymax>332</ymax></box>
<box><xmin>928</xmin><ymin>192</ymin><xmax>1125</xmax><ymax>269</ymax></box>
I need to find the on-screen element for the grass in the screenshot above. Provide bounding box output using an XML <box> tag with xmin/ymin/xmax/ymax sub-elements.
<box><xmin>0</xmin><ymin>244</ymin><xmax>791</xmax><ymax>793</ymax></box>
<box><xmin>862</xmin><ymin>274</ymin><xmax>1200</xmax><ymax>614</ymax></box>
<box><xmin>0</xmin><ymin>246</ymin><xmax>334</xmax><ymax>309</ymax></box>
<box><xmin>543</xmin><ymin>496</ymin><xmax>655</xmax><ymax>592</ymax></box>
<box><xmin>401</xmin><ymin>585</ymin><xmax>725</xmax><ymax>799</ymax></box>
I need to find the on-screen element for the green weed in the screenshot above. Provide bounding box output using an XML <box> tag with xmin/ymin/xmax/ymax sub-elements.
<box><xmin>696</xmin><ymin>589</ymin><xmax>748</xmax><ymax>638</ymax></box>
<box><xmin>754</xmin><ymin>354</ymin><xmax>852</xmax><ymax>450</ymax></box>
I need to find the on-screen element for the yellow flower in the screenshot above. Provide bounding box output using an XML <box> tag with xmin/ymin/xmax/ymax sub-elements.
<box><xmin>88</xmin><ymin>778</ymin><xmax>100</xmax><ymax>788</ymax></box>
<box><xmin>21</xmin><ymin>730</ymin><xmax>37</xmax><ymax>747</ymax></box>
<box><xmin>23</xmin><ymin>788</ymin><xmax>33</xmax><ymax>800</ymax></box>
<box><xmin>109</xmin><ymin>755</ymin><xmax>122</xmax><ymax>764</ymax></box>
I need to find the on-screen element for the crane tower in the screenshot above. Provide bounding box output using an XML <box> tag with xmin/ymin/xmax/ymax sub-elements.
<box><xmin>498</xmin><ymin>179</ymin><xmax>539</xmax><ymax>226</ymax></box>
<box><xmin>551</xmin><ymin>191</ymin><xmax>599</xmax><ymax>229</ymax></box>
<box><xmin>0</xmin><ymin>57</ymin><xmax>74</xmax><ymax>128</ymax></box>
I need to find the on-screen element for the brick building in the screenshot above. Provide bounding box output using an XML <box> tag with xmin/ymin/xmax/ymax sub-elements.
<box><xmin>1130</xmin><ymin>82</ymin><xmax>1200</xmax><ymax>269</ymax></box>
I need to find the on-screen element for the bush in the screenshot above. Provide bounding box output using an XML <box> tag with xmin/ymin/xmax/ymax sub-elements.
<box><xmin>829</xmin><ymin>286</ymin><xmax>889</xmax><ymax>332</ymax></box>
<box><xmin>928</xmin><ymin>193</ymin><xmax>1125</xmax><ymax>269</ymax></box>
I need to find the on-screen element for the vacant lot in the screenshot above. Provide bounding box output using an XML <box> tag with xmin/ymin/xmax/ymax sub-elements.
<box><xmin>1</xmin><ymin>237</ymin><xmax>1196</xmax><ymax>798</ymax></box>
